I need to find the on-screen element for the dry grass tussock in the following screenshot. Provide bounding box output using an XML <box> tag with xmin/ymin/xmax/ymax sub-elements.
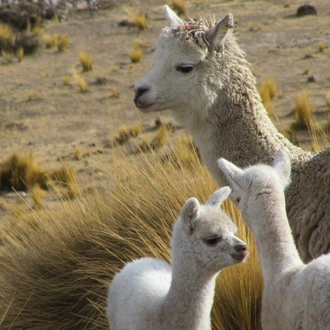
<box><xmin>170</xmin><ymin>0</ymin><xmax>187</xmax><ymax>15</ymax></box>
<box><xmin>291</xmin><ymin>90</ymin><xmax>315</xmax><ymax>129</ymax></box>
<box><xmin>259</xmin><ymin>78</ymin><xmax>276</xmax><ymax>116</ymax></box>
<box><xmin>79</xmin><ymin>51</ymin><xmax>93</xmax><ymax>72</ymax></box>
<box><xmin>0</xmin><ymin>139</ymin><xmax>262</xmax><ymax>330</ymax></box>
<box><xmin>0</xmin><ymin>152</ymin><xmax>75</xmax><ymax>192</ymax></box>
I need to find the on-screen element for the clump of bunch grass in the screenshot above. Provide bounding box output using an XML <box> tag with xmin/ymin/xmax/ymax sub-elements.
<box><xmin>28</xmin><ymin>91</ymin><xmax>35</xmax><ymax>101</ymax></box>
<box><xmin>43</xmin><ymin>34</ymin><xmax>58</xmax><ymax>49</ymax></box>
<box><xmin>113</xmin><ymin>122</ymin><xmax>144</xmax><ymax>145</ymax></box>
<box><xmin>0</xmin><ymin>136</ymin><xmax>262</xmax><ymax>330</ymax></box>
<box><xmin>32</xmin><ymin>185</ymin><xmax>45</xmax><ymax>210</ymax></box>
<box><xmin>135</xmin><ymin>125</ymin><xmax>168</xmax><ymax>153</ymax></box>
<box><xmin>170</xmin><ymin>0</ymin><xmax>187</xmax><ymax>15</ymax></box>
<box><xmin>318</xmin><ymin>42</ymin><xmax>326</xmax><ymax>53</ymax></box>
<box><xmin>259</xmin><ymin>78</ymin><xmax>276</xmax><ymax>116</ymax></box>
<box><xmin>133</xmin><ymin>38</ymin><xmax>147</xmax><ymax>49</ymax></box>
<box><xmin>291</xmin><ymin>90</ymin><xmax>314</xmax><ymax>129</ymax></box>
<box><xmin>74</xmin><ymin>73</ymin><xmax>88</xmax><ymax>92</ymax></box>
<box><xmin>326</xmin><ymin>91</ymin><xmax>330</xmax><ymax>109</ymax></box>
<box><xmin>62</xmin><ymin>75</ymin><xmax>70</xmax><ymax>85</ymax></box>
<box><xmin>129</xmin><ymin>46</ymin><xmax>143</xmax><ymax>63</ymax></box>
<box><xmin>132</xmin><ymin>13</ymin><xmax>147</xmax><ymax>31</ymax></box>
<box><xmin>17</xmin><ymin>47</ymin><xmax>24</xmax><ymax>61</ymax></box>
<box><xmin>0</xmin><ymin>152</ymin><xmax>77</xmax><ymax>193</ymax></box>
<box><xmin>303</xmin><ymin>67</ymin><xmax>310</xmax><ymax>75</ymax></box>
<box><xmin>57</xmin><ymin>34</ymin><xmax>69</xmax><ymax>52</ymax></box>
<box><xmin>0</xmin><ymin>22</ymin><xmax>14</xmax><ymax>52</ymax></box>
<box><xmin>111</xmin><ymin>86</ymin><xmax>119</xmax><ymax>97</ymax></box>
<box><xmin>79</xmin><ymin>51</ymin><xmax>93</xmax><ymax>72</ymax></box>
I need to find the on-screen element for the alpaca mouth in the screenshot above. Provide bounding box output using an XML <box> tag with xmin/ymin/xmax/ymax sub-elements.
<box><xmin>134</xmin><ymin>97</ymin><xmax>154</xmax><ymax>109</ymax></box>
<box><xmin>231</xmin><ymin>251</ymin><xmax>248</xmax><ymax>262</ymax></box>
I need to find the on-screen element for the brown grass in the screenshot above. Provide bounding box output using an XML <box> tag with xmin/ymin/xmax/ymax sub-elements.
<box><xmin>318</xmin><ymin>42</ymin><xmax>326</xmax><ymax>53</ymax></box>
<box><xmin>0</xmin><ymin>152</ymin><xmax>76</xmax><ymax>193</ymax></box>
<box><xmin>75</xmin><ymin>74</ymin><xmax>88</xmax><ymax>92</ymax></box>
<box><xmin>291</xmin><ymin>90</ymin><xmax>314</xmax><ymax>129</ymax></box>
<box><xmin>62</xmin><ymin>75</ymin><xmax>70</xmax><ymax>85</ymax></box>
<box><xmin>17</xmin><ymin>47</ymin><xmax>24</xmax><ymax>62</ymax></box>
<box><xmin>132</xmin><ymin>13</ymin><xmax>147</xmax><ymax>31</ymax></box>
<box><xmin>57</xmin><ymin>34</ymin><xmax>69</xmax><ymax>52</ymax></box>
<box><xmin>79</xmin><ymin>51</ymin><xmax>93</xmax><ymax>72</ymax></box>
<box><xmin>170</xmin><ymin>0</ymin><xmax>187</xmax><ymax>15</ymax></box>
<box><xmin>326</xmin><ymin>91</ymin><xmax>330</xmax><ymax>109</ymax></box>
<box><xmin>0</xmin><ymin>139</ymin><xmax>262</xmax><ymax>330</ymax></box>
<box><xmin>259</xmin><ymin>78</ymin><xmax>276</xmax><ymax>116</ymax></box>
<box><xmin>43</xmin><ymin>34</ymin><xmax>58</xmax><ymax>49</ymax></box>
<box><xmin>129</xmin><ymin>47</ymin><xmax>143</xmax><ymax>63</ymax></box>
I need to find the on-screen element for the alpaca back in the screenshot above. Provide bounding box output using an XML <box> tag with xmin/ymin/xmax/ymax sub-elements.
<box><xmin>107</xmin><ymin>258</ymin><xmax>171</xmax><ymax>330</ymax></box>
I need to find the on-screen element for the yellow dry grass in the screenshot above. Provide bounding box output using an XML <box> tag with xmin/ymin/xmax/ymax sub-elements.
<box><xmin>57</xmin><ymin>34</ymin><xmax>69</xmax><ymax>52</ymax></box>
<box><xmin>132</xmin><ymin>13</ymin><xmax>148</xmax><ymax>31</ymax></box>
<box><xmin>291</xmin><ymin>90</ymin><xmax>314</xmax><ymax>129</ymax></box>
<box><xmin>43</xmin><ymin>34</ymin><xmax>58</xmax><ymax>49</ymax></box>
<box><xmin>129</xmin><ymin>47</ymin><xmax>143</xmax><ymax>63</ymax></box>
<box><xmin>74</xmin><ymin>73</ymin><xmax>88</xmax><ymax>92</ymax></box>
<box><xmin>0</xmin><ymin>22</ymin><xmax>13</xmax><ymax>40</ymax></box>
<box><xmin>0</xmin><ymin>138</ymin><xmax>263</xmax><ymax>330</ymax></box>
<box><xmin>79</xmin><ymin>51</ymin><xmax>93</xmax><ymax>72</ymax></box>
<box><xmin>259</xmin><ymin>78</ymin><xmax>276</xmax><ymax>116</ymax></box>
<box><xmin>170</xmin><ymin>0</ymin><xmax>187</xmax><ymax>15</ymax></box>
<box><xmin>17</xmin><ymin>47</ymin><xmax>24</xmax><ymax>62</ymax></box>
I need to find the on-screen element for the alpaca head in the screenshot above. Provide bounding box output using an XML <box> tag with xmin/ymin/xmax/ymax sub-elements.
<box><xmin>172</xmin><ymin>186</ymin><xmax>248</xmax><ymax>275</ymax></box>
<box><xmin>134</xmin><ymin>5</ymin><xmax>237</xmax><ymax>119</ymax></box>
<box><xmin>217</xmin><ymin>150</ymin><xmax>291</xmax><ymax>230</ymax></box>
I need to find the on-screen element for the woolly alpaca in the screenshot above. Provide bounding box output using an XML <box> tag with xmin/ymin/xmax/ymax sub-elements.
<box><xmin>106</xmin><ymin>187</ymin><xmax>248</xmax><ymax>330</ymax></box>
<box><xmin>133</xmin><ymin>5</ymin><xmax>330</xmax><ymax>262</ymax></box>
<box><xmin>218</xmin><ymin>150</ymin><xmax>330</xmax><ymax>330</ymax></box>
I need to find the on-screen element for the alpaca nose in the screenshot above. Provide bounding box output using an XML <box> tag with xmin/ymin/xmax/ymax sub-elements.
<box><xmin>235</xmin><ymin>243</ymin><xmax>247</xmax><ymax>252</ymax></box>
<box><xmin>134</xmin><ymin>85</ymin><xmax>149</xmax><ymax>101</ymax></box>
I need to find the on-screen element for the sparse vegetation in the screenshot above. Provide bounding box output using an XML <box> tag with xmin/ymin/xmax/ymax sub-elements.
<box><xmin>170</xmin><ymin>0</ymin><xmax>187</xmax><ymax>15</ymax></box>
<box><xmin>17</xmin><ymin>46</ymin><xmax>24</xmax><ymax>61</ymax></box>
<box><xmin>132</xmin><ymin>13</ymin><xmax>147</xmax><ymax>31</ymax></box>
<box><xmin>28</xmin><ymin>91</ymin><xmax>35</xmax><ymax>101</ymax></box>
<box><xmin>75</xmin><ymin>73</ymin><xmax>88</xmax><ymax>92</ymax></box>
<box><xmin>318</xmin><ymin>42</ymin><xmax>326</xmax><ymax>52</ymax></box>
<box><xmin>43</xmin><ymin>34</ymin><xmax>58</xmax><ymax>49</ymax></box>
<box><xmin>326</xmin><ymin>91</ymin><xmax>330</xmax><ymax>109</ymax></box>
<box><xmin>303</xmin><ymin>67</ymin><xmax>310</xmax><ymax>75</ymax></box>
<box><xmin>129</xmin><ymin>47</ymin><xmax>143</xmax><ymax>63</ymax></box>
<box><xmin>259</xmin><ymin>78</ymin><xmax>276</xmax><ymax>116</ymax></box>
<box><xmin>79</xmin><ymin>51</ymin><xmax>93</xmax><ymax>72</ymax></box>
<box><xmin>111</xmin><ymin>86</ymin><xmax>119</xmax><ymax>97</ymax></box>
<box><xmin>133</xmin><ymin>38</ymin><xmax>147</xmax><ymax>49</ymax></box>
<box><xmin>57</xmin><ymin>34</ymin><xmax>69</xmax><ymax>52</ymax></box>
<box><xmin>62</xmin><ymin>75</ymin><xmax>70</xmax><ymax>85</ymax></box>
<box><xmin>291</xmin><ymin>90</ymin><xmax>314</xmax><ymax>129</ymax></box>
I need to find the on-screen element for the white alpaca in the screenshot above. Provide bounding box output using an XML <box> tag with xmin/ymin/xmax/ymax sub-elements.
<box><xmin>106</xmin><ymin>187</ymin><xmax>248</xmax><ymax>330</ymax></box>
<box><xmin>133</xmin><ymin>5</ymin><xmax>330</xmax><ymax>262</ymax></box>
<box><xmin>218</xmin><ymin>150</ymin><xmax>330</xmax><ymax>330</ymax></box>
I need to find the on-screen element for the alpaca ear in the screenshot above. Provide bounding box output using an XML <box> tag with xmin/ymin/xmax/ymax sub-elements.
<box><xmin>181</xmin><ymin>197</ymin><xmax>200</xmax><ymax>235</ymax></box>
<box><xmin>273</xmin><ymin>149</ymin><xmax>291</xmax><ymax>187</ymax></box>
<box><xmin>217</xmin><ymin>158</ymin><xmax>244</xmax><ymax>193</ymax></box>
<box><xmin>163</xmin><ymin>5</ymin><xmax>184</xmax><ymax>28</ymax></box>
<box><xmin>205</xmin><ymin>186</ymin><xmax>231</xmax><ymax>208</ymax></box>
<box><xmin>206</xmin><ymin>13</ymin><xmax>237</xmax><ymax>52</ymax></box>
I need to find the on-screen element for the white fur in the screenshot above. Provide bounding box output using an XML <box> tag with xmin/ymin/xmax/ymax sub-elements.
<box><xmin>218</xmin><ymin>150</ymin><xmax>330</xmax><ymax>330</ymax></box>
<box><xmin>106</xmin><ymin>187</ymin><xmax>248</xmax><ymax>330</ymax></box>
<box><xmin>133</xmin><ymin>5</ymin><xmax>330</xmax><ymax>262</ymax></box>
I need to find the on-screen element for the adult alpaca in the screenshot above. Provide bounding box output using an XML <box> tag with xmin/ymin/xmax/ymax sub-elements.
<box><xmin>218</xmin><ymin>150</ymin><xmax>330</xmax><ymax>330</ymax></box>
<box><xmin>134</xmin><ymin>5</ymin><xmax>330</xmax><ymax>262</ymax></box>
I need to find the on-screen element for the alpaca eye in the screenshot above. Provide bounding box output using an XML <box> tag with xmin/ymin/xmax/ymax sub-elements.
<box><xmin>236</xmin><ymin>197</ymin><xmax>241</xmax><ymax>204</ymax></box>
<box><xmin>176</xmin><ymin>65</ymin><xmax>194</xmax><ymax>73</ymax></box>
<box><xmin>204</xmin><ymin>236</ymin><xmax>222</xmax><ymax>246</ymax></box>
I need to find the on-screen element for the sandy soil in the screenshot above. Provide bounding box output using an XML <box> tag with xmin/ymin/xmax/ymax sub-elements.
<box><xmin>0</xmin><ymin>0</ymin><xmax>329</xmax><ymax>217</ymax></box>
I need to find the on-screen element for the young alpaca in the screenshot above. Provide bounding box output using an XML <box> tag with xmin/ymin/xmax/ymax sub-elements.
<box><xmin>134</xmin><ymin>5</ymin><xmax>330</xmax><ymax>262</ymax></box>
<box><xmin>106</xmin><ymin>187</ymin><xmax>248</xmax><ymax>330</ymax></box>
<box><xmin>218</xmin><ymin>150</ymin><xmax>330</xmax><ymax>330</ymax></box>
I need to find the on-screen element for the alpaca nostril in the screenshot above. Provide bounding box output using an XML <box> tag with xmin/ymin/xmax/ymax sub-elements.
<box><xmin>135</xmin><ymin>86</ymin><xmax>149</xmax><ymax>99</ymax></box>
<box><xmin>235</xmin><ymin>244</ymin><xmax>247</xmax><ymax>252</ymax></box>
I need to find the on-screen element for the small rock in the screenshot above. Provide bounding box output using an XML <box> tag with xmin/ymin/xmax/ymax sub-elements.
<box><xmin>307</xmin><ymin>75</ymin><xmax>316</xmax><ymax>82</ymax></box>
<box><xmin>296</xmin><ymin>4</ymin><xmax>317</xmax><ymax>17</ymax></box>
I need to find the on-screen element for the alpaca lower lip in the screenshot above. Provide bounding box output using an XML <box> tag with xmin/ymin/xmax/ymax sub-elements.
<box><xmin>135</xmin><ymin>101</ymin><xmax>154</xmax><ymax>109</ymax></box>
<box><xmin>231</xmin><ymin>252</ymin><xmax>248</xmax><ymax>261</ymax></box>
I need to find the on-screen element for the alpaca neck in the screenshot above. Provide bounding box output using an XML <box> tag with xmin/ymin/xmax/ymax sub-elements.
<box><xmin>250</xmin><ymin>193</ymin><xmax>302</xmax><ymax>284</ymax></box>
<box><xmin>159</xmin><ymin>253</ymin><xmax>217</xmax><ymax>330</ymax></box>
<box><xmin>171</xmin><ymin>54</ymin><xmax>304</xmax><ymax>187</ymax></box>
